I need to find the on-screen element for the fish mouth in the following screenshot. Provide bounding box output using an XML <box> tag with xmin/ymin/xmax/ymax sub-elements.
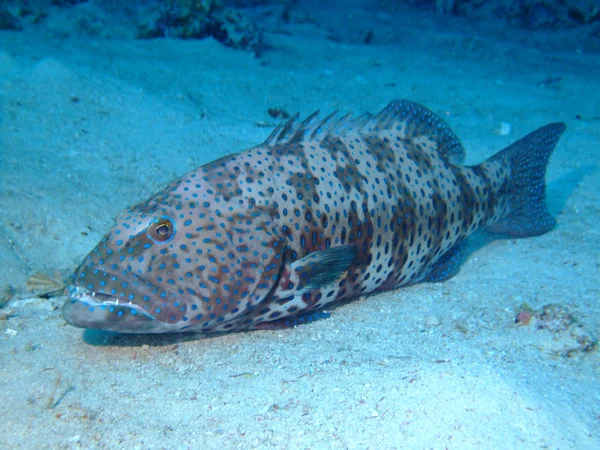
<box><xmin>62</xmin><ymin>285</ymin><xmax>161</xmax><ymax>333</ymax></box>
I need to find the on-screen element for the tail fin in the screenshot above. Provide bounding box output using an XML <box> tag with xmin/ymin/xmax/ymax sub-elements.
<box><xmin>487</xmin><ymin>123</ymin><xmax>566</xmax><ymax>238</ymax></box>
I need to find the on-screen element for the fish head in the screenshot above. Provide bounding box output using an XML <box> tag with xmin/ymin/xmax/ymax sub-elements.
<box><xmin>62</xmin><ymin>181</ymin><xmax>285</xmax><ymax>334</ymax></box>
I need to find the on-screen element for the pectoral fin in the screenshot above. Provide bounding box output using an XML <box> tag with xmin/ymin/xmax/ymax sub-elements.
<box><xmin>291</xmin><ymin>245</ymin><xmax>357</xmax><ymax>291</ymax></box>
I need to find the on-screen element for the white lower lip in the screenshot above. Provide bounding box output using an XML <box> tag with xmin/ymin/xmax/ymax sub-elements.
<box><xmin>68</xmin><ymin>286</ymin><xmax>155</xmax><ymax>319</ymax></box>
<box><xmin>77</xmin><ymin>293</ymin><xmax>130</xmax><ymax>307</ymax></box>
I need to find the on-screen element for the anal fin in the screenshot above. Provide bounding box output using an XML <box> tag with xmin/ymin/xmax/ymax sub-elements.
<box><xmin>423</xmin><ymin>241</ymin><xmax>466</xmax><ymax>283</ymax></box>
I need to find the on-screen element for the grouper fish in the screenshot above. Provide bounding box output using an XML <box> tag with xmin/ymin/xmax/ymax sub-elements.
<box><xmin>62</xmin><ymin>100</ymin><xmax>565</xmax><ymax>334</ymax></box>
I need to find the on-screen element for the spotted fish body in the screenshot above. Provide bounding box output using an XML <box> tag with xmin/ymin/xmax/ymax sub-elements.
<box><xmin>63</xmin><ymin>100</ymin><xmax>565</xmax><ymax>334</ymax></box>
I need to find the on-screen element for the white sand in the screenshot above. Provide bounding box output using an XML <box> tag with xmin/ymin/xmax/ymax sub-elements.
<box><xmin>1</xmin><ymin>7</ymin><xmax>599</xmax><ymax>449</ymax></box>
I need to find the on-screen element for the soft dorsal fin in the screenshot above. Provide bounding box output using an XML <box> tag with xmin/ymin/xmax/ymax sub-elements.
<box><xmin>365</xmin><ymin>100</ymin><xmax>466</xmax><ymax>163</ymax></box>
<box><xmin>262</xmin><ymin>100</ymin><xmax>466</xmax><ymax>164</ymax></box>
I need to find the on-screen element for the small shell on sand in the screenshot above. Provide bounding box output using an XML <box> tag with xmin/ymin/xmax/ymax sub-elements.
<box><xmin>494</xmin><ymin>122</ymin><xmax>511</xmax><ymax>136</ymax></box>
<box><xmin>25</xmin><ymin>273</ymin><xmax>65</xmax><ymax>297</ymax></box>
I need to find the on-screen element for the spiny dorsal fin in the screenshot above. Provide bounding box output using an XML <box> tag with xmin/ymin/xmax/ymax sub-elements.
<box><xmin>262</xmin><ymin>109</ymin><xmax>373</xmax><ymax>146</ymax></box>
<box><xmin>262</xmin><ymin>100</ymin><xmax>465</xmax><ymax>164</ymax></box>
<box><xmin>263</xmin><ymin>111</ymin><xmax>316</xmax><ymax>146</ymax></box>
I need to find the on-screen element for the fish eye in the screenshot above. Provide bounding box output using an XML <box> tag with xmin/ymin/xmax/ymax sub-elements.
<box><xmin>148</xmin><ymin>217</ymin><xmax>176</xmax><ymax>243</ymax></box>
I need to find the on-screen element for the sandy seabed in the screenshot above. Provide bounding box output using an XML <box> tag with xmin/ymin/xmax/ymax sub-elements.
<box><xmin>0</xmin><ymin>7</ymin><xmax>599</xmax><ymax>450</ymax></box>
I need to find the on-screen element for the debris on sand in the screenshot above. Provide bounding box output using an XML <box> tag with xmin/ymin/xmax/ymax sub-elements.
<box><xmin>516</xmin><ymin>303</ymin><xmax>597</xmax><ymax>358</ymax></box>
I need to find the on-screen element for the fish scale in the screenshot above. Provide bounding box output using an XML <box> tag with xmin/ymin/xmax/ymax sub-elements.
<box><xmin>63</xmin><ymin>100</ymin><xmax>566</xmax><ymax>334</ymax></box>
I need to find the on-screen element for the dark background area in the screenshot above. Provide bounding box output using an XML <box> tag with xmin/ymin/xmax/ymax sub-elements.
<box><xmin>1</xmin><ymin>0</ymin><xmax>599</xmax><ymax>55</ymax></box>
